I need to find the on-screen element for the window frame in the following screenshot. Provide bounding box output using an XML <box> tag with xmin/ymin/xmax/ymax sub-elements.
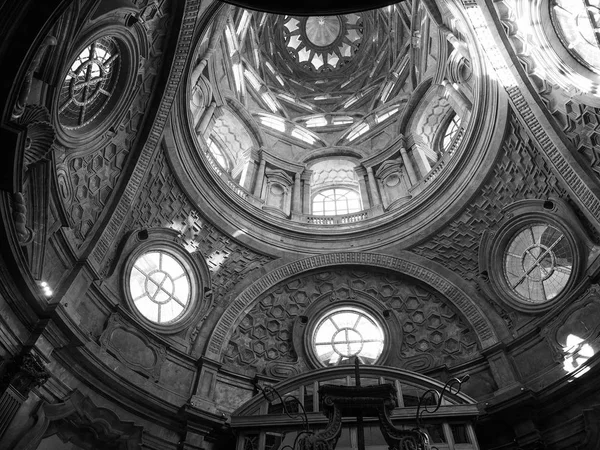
<box><xmin>123</xmin><ymin>236</ymin><xmax>208</xmax><ymax>334</ymax></box>
<box><xmin>53</xmin><ymin>24</ymin><xmax>140</xmax><ymax>147</ymax></box>
<box><xmin>479</xmin><ymin>199</ymin><xmax>586</xmax><ymax>313</ymax></box>
<box><xmin>311</xmin><ymin>186</ymin><xmax>363</xmax><ymax>216</ymax></box>
<box><xmin>311</xmin><ymin>306</ymin><xmax>386</xmax><ymax>367</ymax></box>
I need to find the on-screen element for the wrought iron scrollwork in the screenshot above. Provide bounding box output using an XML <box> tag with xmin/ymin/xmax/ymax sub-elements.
<box><xmin>254</xmin><ymin>382</ymin><xmax>329</xmax><ymax>450</ymax></box>
<box><xmin>413</xmin><ymin>374</ymin><xmax>471</xmax><ymax>450</ymax></box>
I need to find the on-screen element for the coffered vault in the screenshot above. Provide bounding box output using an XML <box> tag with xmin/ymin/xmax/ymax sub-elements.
<box><xmin>2</xmin><ymin>0</ymin><xmax>600</xmax><ymax>449</ymax></box>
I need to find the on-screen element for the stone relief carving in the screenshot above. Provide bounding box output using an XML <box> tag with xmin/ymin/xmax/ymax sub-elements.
<box><xmin>12</xmin><ymin>390</ymin><xmax>143</xmax><ymax>450</ymax></box>
<box><xmin>100</xmin><ymin>312</ymin><xmax>167</xmax><ymax>382</ymax></box>
<box><xmin>471</xmin><ymin>0</ymin><xmax>600</xmax><ymax>229</ymax></box>
<box><xmin>411</xmin><ymin>113</ymin><xmax>571</xmax><ymax>329</ymax></box>
<box><xmin>222</xmin><ymin>268</ymin><xmax>478</xmax><ymax>378</ymax></box>
<box><xmin>55</xmin><ymin>0</ymin><xmax>172</xmax><ymax>245</ymax></box>
<box><xmin>124</xmin><ymin>145</ymin><xmax>273</xmax><ymax>303</ymax></box>
<box><xmin>540</xmin><ymin>285</ymin><xmax>600</xmax><ymax>359</ymax></box>
<box><xmin>91</xmin><ymin>0</ymin><xmax>203</xmax><ymax>267</ymax></box>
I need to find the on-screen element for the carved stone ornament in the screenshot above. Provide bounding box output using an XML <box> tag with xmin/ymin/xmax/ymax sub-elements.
<box><xmin>11</xmin><ymin>192</ymin><xmax>34</xmax><ymax>245</ymax></box>
<box><xmin>14</xmin><ymin>105</ymin><xmax>56</xmax><ymax>169</ymax></box>
<box><xmin>100</xmin><ymin>312</ymin><xmax>167</xmax><ymax>381</ymax></box>
<box><xmin>304</xmin><ymin>384</ymin><xmax>423</xmax><ymax>450</ymax></box>
<box><xmin>0</xmin><ymin>353</ymin><xmax>49</xmax><ymax>396</ymax></box>
<box><xmin>12</xmin><ymin>35</ymin><xmax>57</xmax><ymax>120</ymax></box>
<box><xmin>12</xmin><ymin>390</ymin><xmax>143</xmax><ymax>450</ymax></box>
<box><xmin>542</xmin><ymin>284</ymin><xmax>600</xmax><ymax>355</ymax></box>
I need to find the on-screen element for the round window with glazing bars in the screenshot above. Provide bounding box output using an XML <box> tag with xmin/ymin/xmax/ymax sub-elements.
<box><xmin>58</xmin><ymin>36</ymin><xmax>121</xmax><ymax>130</ymax></box>
<box><xmin>503</xmin><ymin>223</ymin><xmax>574</xmax><ymax>304</ymax></box>
<box><xmin>129</xmin><ymin>250</ymin><xmax>192</xmax><ymax>324</ymax></box>
<box><xmin>312</xmin><ymin>308</ymin><xmax>385</xmax><ymax>366</ymax></box>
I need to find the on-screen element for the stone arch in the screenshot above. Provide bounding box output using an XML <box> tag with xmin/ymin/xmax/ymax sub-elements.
<box><xmin>204</xmin><ymin>252</ymin><xmax>502</xmax><ymax>360</ymax></box>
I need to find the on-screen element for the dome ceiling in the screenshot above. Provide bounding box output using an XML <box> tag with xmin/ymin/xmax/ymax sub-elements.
<box><xmin>241</xmin><ymin>7</ymin><xmax>411</xmax><ymax>120</ymax></box>
<box><xmin>180</xmin><ymin>0</ymin><xmax>499</xmax><ymax>253</ymax></box>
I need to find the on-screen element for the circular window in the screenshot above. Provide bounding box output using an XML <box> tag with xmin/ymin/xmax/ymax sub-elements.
<box><xmin>552</xmin><ymin>0</ymin><xmax>600</xmax><ymax>74</ymax></box>
<box><xmin>312</xmin><ymin>308</ymin><xmax>385</xmax><ymax>366</ymax></box>
<box><xmin>58</xmin><ymin>36</ymin><xmax>121</xmax><ymax>130</ymax></box>
<box><xmin>503</xmin><ymin>223</ymin><xmax>574</xmax><ymax>304</ymax></box>
<box><xmin>129</xmin><ymin>250</ymin><xmax>191</xmax><ymax>324</ymax></box>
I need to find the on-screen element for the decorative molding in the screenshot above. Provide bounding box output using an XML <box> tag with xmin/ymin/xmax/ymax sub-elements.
<box><xmin>99</xmin><ymin>312</ymin><xmax>167</xmax><ymax>382</ymax></box>
<box><xmin>55</xmin><ymin>2</ymin><xmax>172</xmax><ymax>245</ymax></box>
<box><xmin>467</xmin><ymin>0</ymin><xmax>600</xmax><ymax>230</ymax></box>
<box><xmin>91</xmin><ymin>0</ymin><xmax>202</xmax><ymax>266</ymax></box>
<box><xmin>206</xmin><ymin>252</ymin><xmax>499</xmax><ymax>360</ymax></box>
<box><xmin>412</xmin><ymin>114</ymin><xmax>571</xmax><ymax>329</ymax></box>
<box><xmin>12</xmin><ymin>389</ymin><xmax>143</xmax><ymax>450</ymax></box>
<box><xmin>223</xmin><ymin>268</ymin><xmax>479</xmax><ymax>377</ymax></box>
<box><xmin>0</xmin><ymin>352</ymin><xmax>49</xmax><ymax>396</ymax></box>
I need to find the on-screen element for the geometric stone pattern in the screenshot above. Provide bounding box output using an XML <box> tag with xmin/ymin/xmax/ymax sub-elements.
<box><xmin>211</xmin><ymin>108</ymin><xmax>254</xmax><ymax>162</ymax></box>
<box><xmin>412</xmin><ymin>113</ymin><xmax>569</xmax><ymax>282</ymax></box>
<box><xmin>222</xmin><ymin>267</ymin><xmax>478</xmax><ymax>379</ymax></box>
<box><xmin>411</xmin><ymin>113</ymin><xmax>572</xmax><ymax>328</ymax></box>
<box><xmin>125</xmin><ymin>145</ymin><xmax>274</xmax><ymax>301</ymax></box>
<box><xmin>417</xmin><ymin>95</ymin><xmax>453</xmax><ymax>147</ymax></box>
<box><xmin>55</xmin><ymin>0</ymin><xmax>172</xmax><ymax>245</ymax></box>
<box><xmin>551</xmin><ymin>96</ymin><xmax>600</xmax><ymax>180</ymax></box>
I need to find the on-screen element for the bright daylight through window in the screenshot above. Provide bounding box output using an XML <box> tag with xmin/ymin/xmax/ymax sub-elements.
<box><xmin>313</xmin><ymin>308</ymin><xmax>385</xmax><ymax>366</ymax></box>
<box><xmin>503</xmin><ymin>223</ymin><xmax>573</xmax><ymax>303</ymax></box>
<box><xmin>129</xmin><ymin>251</ymin><xmax>191</xmax><ymax>324</ymax></box>
<box><xmin>312</xmin><ymin>188</ymin><xmax>362</xmax><ymax>216</ymax></box>
<box><xmin>59</xmin><ymin>36</ymin><xmax>120</xmax><ymax>129</ymax></box>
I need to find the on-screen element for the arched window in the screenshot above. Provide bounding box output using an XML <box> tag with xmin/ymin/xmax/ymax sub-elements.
<box><xmin>309</xmin><ymin>159</ymin><xmax>363</xmax><ymax>215</ymax></box>
<box><xmin>441</xmin><ymin>114</ymin><xmax>461</xmax><ymax>153</ymax></box>
<box><xmin>312</xmin><ymin>187</ymin><xmax>362</xmax><ymax>216</ymax></box>
<box><xmin>207</xmin><ymin>138</ymin><xmax>230</xmax><ymax>171</ymax></box>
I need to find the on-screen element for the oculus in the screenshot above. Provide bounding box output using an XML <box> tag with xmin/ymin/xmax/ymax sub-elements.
<box><xmin>129</xmin><ymin>251</ymin><xmax>191</xmax><ymax>324</ymax></box>
<box><xmin>312</xmin><ymin>307</ymin><xmax>385</xmax><ymax>366</ymax></box>
<box><xmin>552</xmin><ymin>0</ymin><xmax>600</xmax><ymax>73</ymax></box>
<box><xmin>503</xmin><ymin>223</ymin><xmax>573</xmax><ymax>303</ymax></box>
<box><xmin>58</xmin><ymin>36</ymin><xmax>121</xmax><ymax>130</ymax></box>
<box><xmin>283</xmin><ymin>14</ymin><xmax>363</xmax><ymax>72</ymax></box>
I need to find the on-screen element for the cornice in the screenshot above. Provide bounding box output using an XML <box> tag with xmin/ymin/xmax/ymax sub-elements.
<box><xmin>165</xmin><ymin>2</ymin><xmax>508</xmax><ymax>255</ymax></box>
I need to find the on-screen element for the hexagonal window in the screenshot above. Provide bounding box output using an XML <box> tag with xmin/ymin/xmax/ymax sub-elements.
<box><xmin>312</xmin><ymin>307</ymin><xmax>384</xmax><ymax>367</ymax></box>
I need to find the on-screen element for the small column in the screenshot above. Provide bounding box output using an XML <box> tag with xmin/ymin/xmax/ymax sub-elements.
<box><xmin>366</xmin><ymin>167</ymin><xmax>381</xmax><ymax>207</ymax></box>
<box><xmin>196</xmin><ymin>102</ymin><xmax>217</xmax><ymax>135</ymax></box>
<box><xmin>302</xmin><ymin>171</ymin><xmax>312</xmax><ymax>214</ymax></box>
<box><xmin>190</xmin><ymin>4</ymin><xmax>232</xmax><ymax>85</ymax></box>
<box><xmin>241</xmin><ymin>149</ymin><xmax>259</xmax><ymax>191</ymax></box>
<box><xmin>399</xmin><ymin>144</ymin><xmax>417</xmax><ymax>185</ymax></box>
<box><xmin>0</xmin><ymin>352</ymin><xmax>49</xmax><ymax>440</ymax></box>
<box><xmin>354</xmin><ymin>167</ymin><xmax>370</xmax><ymax>209</ymax></box>
<box><xmin>293</xmin><ymin>172</ymin><xmax>302</xmax><ymax>214</ymax></box>
<box><xmin>189</xmin><ymin>357</ymin><xmax>223</xmax><ymax>414</ymax></box>
<box><xmin>253</xmin><ymin>157</ymin><xmax>266</xmax><ymax>197</ymax></box>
